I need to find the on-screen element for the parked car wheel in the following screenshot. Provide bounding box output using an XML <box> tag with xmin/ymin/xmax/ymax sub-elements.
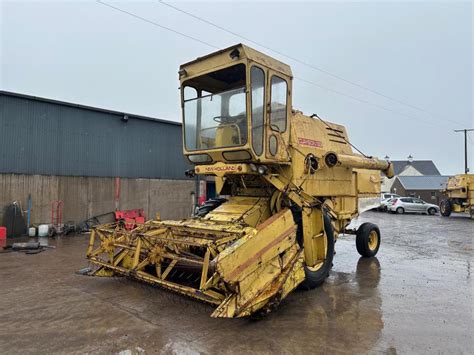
<box><xmin>428</xmin><ymin>207</ymin><xmax>437</xmax><ymax>215</ymax></box>
<box><xmin>396</xmin><ymin>207</ymin><xmax>404</xmax><ymax>214</ymax></box>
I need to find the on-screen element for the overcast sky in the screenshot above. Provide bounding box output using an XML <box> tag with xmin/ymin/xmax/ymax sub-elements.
<box><xmin>1</xmin><ymin>0</ymin><xmax>472</xmax><ymax>175</ymax></box>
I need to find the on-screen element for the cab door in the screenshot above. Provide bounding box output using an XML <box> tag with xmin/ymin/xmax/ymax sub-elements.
<box><xmin>249</xmin><ymin>65</ymin><xmax>266</xmax><ymax>159</ymax></box>
<box><xmin>264</xmin><ymin>71</ymin><xmax>291</xmax><ymax>162</ymax></box>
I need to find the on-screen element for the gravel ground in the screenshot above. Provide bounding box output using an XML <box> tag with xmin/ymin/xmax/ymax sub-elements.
<box><xmin>0</xmin><ymin>211</ymin><xmax>472</xmax><ymax>354</ymax></box>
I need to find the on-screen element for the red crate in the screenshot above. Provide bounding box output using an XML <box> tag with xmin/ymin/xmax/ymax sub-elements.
<box><xmin>114</xmin><ymin>209</ymin><xmax>145</xmax><ymax>230</ymax></box>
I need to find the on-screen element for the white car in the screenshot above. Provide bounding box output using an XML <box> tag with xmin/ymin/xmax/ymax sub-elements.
<box><xmin>388</xmin><ymin>197</ymin><xmax>439</xmax><ymax>215</ymax></box>
<box><xmin>381</xmin><ymin>193</ymin><xmax>400</xmax><ymax>200</ymax></box>
<box><xmin>377</xmin><ymin>194</ymin><xmax>400</xmax><ymax>211</ymax></box>
<box><xmin>378</xmin><ymin>198</ymin><xmax>395</xmax><ymax>212</ymax></box>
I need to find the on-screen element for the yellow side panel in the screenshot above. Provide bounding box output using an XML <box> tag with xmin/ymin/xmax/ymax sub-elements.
<box><xmin>290</xmin><ymin>113</ymin><xmax>353</xmax><ymax>155</ymax></box>
<box><xmin>446</xmin><ymin>174</ymin><xmax>474</xmax><ymax>201</ymax></box>
<box><xmin>205</xmin><ymin>196</ymin><xmax>270</xmax><ymax>226</ymax></box>
<box><xmin>356</xmin><ymin>169</ymin><xmax>382</xmax><ymax>195</ymax></box>
<box><xmin>216</xmin><ymin>209</ymin><xmax>297</xmax><ymax>283</ymax></box>
<box><xmin>211</xmin><ymin>246</ymin><xmax>304</xmax><ymax>318</ymax></box>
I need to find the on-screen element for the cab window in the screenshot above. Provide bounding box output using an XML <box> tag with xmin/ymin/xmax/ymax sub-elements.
<box><xmin>269</xmin><ymin>76</ymin><xmax>287</xmax><ymax>132</ymax></box>
<box><xmin>251</xmin><ymin>66</ymin><xmax>265</xmax><ymax>155</ymax></box>
<box><xmin>229</xmin><ymin>90</ymin><xmax>246</xmax><ymax>116</ymax></box>
<box><xmin>182</xmin><ymin>63</ymin><xmax>247</xmax><ymax>151</ymax></box>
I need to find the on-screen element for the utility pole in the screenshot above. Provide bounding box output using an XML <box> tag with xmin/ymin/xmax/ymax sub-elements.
<box><xmin>454</xmin><ymin>129</ymin><xmax>474</xmax><ymax>174</ymax></box>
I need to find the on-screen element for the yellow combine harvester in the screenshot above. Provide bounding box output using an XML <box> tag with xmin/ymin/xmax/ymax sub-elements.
<box><xmin>86</xmin><ymin>44</ymin><xmax>394</xmax><ymax>318</ymax></box>
<box><xmin>440</xmin><ymin>174</ymin><xmax>474</xmax><ymax>218</ymax></box>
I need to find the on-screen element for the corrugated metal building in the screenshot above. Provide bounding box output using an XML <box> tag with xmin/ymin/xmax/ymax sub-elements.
<box><xmin>0</xmin><ymin>91</ymin><xmax>195</xmax><ymax>225</ymax></box>
<box><xmin>0</xmin><ymin>91</ymin><xmax>189</xmax><ymax>178</ymax></box>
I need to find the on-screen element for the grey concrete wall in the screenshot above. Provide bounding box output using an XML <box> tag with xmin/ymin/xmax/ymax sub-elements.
<box><xmin>0</xmin><ymin>174</ymin><xmax>195</xmax><ymax>225</ymax></box>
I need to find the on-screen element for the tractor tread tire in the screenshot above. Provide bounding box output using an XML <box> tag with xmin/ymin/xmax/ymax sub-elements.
<box><xmin>300</xmin><ymin>213</ymin><xmax>335</xmax><ymax>290</ymax></box>
<box><xmin>440</xmin><ymin>200</ymin><xmax>452</xmax><ymax>217</ymax></box>
<box><xmin>195</xmin><ymin>198</ymin><xmax>227</xmax><ymax>217</ymax></box>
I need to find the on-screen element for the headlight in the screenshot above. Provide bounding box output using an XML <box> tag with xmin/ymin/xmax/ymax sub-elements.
<box><xmin>187</xmin><ymin>154</ymin><xmax>212</xmax><ymax>163</ymax></box>
<box><xmin>257</xmin><ymin>165</ymin><xmax>268</xmax><ymax>175</ymax></box>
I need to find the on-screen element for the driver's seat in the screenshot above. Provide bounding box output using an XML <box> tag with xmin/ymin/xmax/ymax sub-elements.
<box><xmin>215</xmin><ymin>123</ymin><xmax>242</xmax><ymax>147</ymax></box>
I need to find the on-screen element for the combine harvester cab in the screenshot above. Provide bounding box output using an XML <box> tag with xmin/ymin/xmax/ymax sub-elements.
<box><xmin>86</xmin><ymin>44</ymin><xmax>394</xmax><ymax>318</ymax></box>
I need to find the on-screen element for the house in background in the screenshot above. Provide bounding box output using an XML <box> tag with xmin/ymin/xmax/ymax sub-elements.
<box><xmin>391</xmin><ymin>175</ymin><xmax>450</xmax><ymax>204</ymax></box>
<box><xmin>381</xmin><ymin>155</ymin><xmax>441</xmax><ymax>192</ymax></box>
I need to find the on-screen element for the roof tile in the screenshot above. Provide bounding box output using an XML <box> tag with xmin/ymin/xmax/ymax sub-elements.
<box><xmin>396</xmin><ymin>175</ymin><xmax>450</xmax><ymax>190</ymax></box>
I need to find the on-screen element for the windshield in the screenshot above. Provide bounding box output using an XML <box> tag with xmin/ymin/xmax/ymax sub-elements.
<box><xmin>184</xmin><ymin>86</ymin><xmax>247</xmax><ymax>151</ymax></box>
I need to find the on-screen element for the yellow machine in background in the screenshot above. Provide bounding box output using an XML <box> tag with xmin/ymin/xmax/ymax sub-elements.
<box><xmin>86</xmin><ymin>44</ymin><xmax>394</xmax><ymax>318</ymax></box>
<box><xmin>440</xmin><ymin>174</ymin><xmax>474</xmax><ymax>218</ymax></box>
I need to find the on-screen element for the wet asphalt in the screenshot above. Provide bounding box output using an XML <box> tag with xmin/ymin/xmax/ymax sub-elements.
<box><xmin>0</xmin><ymin>211</ymin><xmax>472</xmax><ymax>354</ymax></box>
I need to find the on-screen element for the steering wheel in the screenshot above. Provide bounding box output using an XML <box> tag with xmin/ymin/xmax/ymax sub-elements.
<box><xmin>213</xmin><ymin>116</ymin><xmax>227</xmax><ymax>123</ymax></box>
<box><xmin>213</xmin><ymin>115</ymin><xmax>247</xmax><ymax>123</ymax></box>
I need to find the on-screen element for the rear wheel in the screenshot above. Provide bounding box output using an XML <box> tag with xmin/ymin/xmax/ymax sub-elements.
<box><xmin>396</xmin><ymin>207</ymin><xmax>404</xmax><ymax>214</ymax></box>
<box><xmin>440</xmin><ymin>200</ymin><xmax>452</xmax><ymax>217</ymax></box>
<box><xmin>356</xmin><ymin>223</ymin><xmax>381</xmax><ymax>258</ymax></box>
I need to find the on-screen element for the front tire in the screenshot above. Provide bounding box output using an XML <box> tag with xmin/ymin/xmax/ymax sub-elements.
<box><xmin>356</xmin><ymin>223</ymin><xmax>381</xmax><ymax>258</ymax></box>
<box><xmin>428</xmin><ymin>207</ymin><xmax>437</xmax><ymax>215</ymax></box>
<box><xmin>440</xmin><ymin>200</ymin><xmax>452</xmax><ymax>217</ymax></box>
<box><xmin>195</xmin><ymin>198</ymin><xmax>227</xmax><ymax>217</ymax></box>
<box><xmin>299</xmin><ymin>213</ymin><xmax>335</xmax><ymax>290</ymax></box>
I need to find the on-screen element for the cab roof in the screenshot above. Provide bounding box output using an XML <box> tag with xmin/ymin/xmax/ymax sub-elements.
<box><xmin>180</xmin><ymin>43</ymin><xmax>293</xmax><ymax>79</ymax></box>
